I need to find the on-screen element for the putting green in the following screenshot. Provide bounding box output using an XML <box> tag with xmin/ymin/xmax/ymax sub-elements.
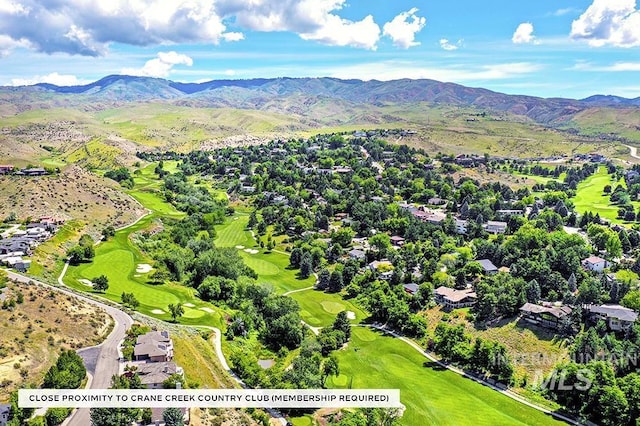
<box><xmin>182</xmin><ymin>307</ymin><xmax>206</xmax><ymax>319</ymax></box>
<box><xmin>320</xmin><ymin>301</ymin><xmax>346</xmax><ymax>314</ymax></box>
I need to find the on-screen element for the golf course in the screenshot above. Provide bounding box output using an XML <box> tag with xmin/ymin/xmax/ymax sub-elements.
<box><xmin>60</xmin><ymin>161</ymin><xmax>573</xmax><ymax>425</ymax></box>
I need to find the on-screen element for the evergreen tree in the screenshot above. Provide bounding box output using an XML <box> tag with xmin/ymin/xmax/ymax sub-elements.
<box><xmin>329</xmin><ymin>270</ymin><xmax>344</xmax><ymax>293</ymax></box>
<box><xmin>299</xmin><ymin>252</ymin><xmax>313</xmax><ymax>279</ymax></box>
<box><xmin>525</xmin><ymin>279</ymin><xmax>541</xmax><ymax>303</ymax></box>
<box><xmin>317</xmin><ymin>269</ymin><xmax>331</xmax><ymax>290</ymax></box>
<box><xmin>162</xmin><ymin>408</ymin><xmax>184</xmax><ymax>426</ymax></box>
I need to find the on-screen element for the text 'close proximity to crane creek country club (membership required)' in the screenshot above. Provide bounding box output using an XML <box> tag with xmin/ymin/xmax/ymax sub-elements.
<box><xmin>19</xmin><ymin>389</ymin><xmax>401</xmax><ymax>408</ymax></box>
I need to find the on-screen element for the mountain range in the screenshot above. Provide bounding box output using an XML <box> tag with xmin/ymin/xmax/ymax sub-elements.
<box><xmin>4</xmin><ymin>75</ymin><xmax>640</xmax><ymax>125</ymax></box>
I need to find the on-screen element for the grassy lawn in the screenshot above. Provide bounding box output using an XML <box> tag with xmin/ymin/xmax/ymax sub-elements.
<box><xmin>326</xmin><ymin>327</ymin><xmax>567</xmax><ymax>426</ymax></box>
<box><xmin>572</xmin><ymin>166</ymin><xmax>639</xmax><ymax>224</ymax></box>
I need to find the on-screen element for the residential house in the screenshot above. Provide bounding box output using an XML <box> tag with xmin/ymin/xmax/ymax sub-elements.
<box><xmin>368</xmin><ymin>260</ymin><xmax>393</xmax><ymax>272</ymax></box>
<box><xmin>434</xmin><ymin>286</ymin><xmax>477</xmax><ymax>310</ymax></box>
<box><xmin>403</xmin><ymin>283</ymin><xmax>419</xmax><ymax>295</ymax></box>
<box><xmin>390</xmin><ymin>236</ymin><xmax>405</xmax><ymax>247</ymax></box>
<box><xmin>519</xmin><ymin>303</ymin><xmax>572</xmax><ymax>330</ymax></box>
<box><xmin>0</xmin><ymin>403</ymin><xmax>9</xmax><ymax>426</ymax></box>
<box><xmin>428</xmin><ymin>197</ymin><xmax>446</xmax><ymax>206</ymax></box>
<box><xmin>348</xmin><ymin>249</ymin><xmax>366</xmax><ymax>261</ymax></box>
<box><xmin>484</xmin><ymin>220</ymin><xmax>507</xmax><ymax>234</ymax></box>
<box><xmin>455</xmin><ymin>219</ymin><xmax>468</xmax><ymax>235</ymax></box>
<box><xmin>134</xmin><ymin>331</ymin><xmax>174</xmax><ymax>362</ymax></box>
<box><xmin>581</xmin><ymin>256</ymin><xmax>610</xmax><ymax>272</ymax></box>
<box><xmin>0</xmin><ymin>165</ymin><xmax>14</xmax><ymax>175</ymax></box>
<box><xmin>14</xmin><ymin>259</ymin><xmax>31</xmax><ymax>272</ymax></box>
<box><xmin>496</xmin><ymin>209</ymin><xmax>524</xmax><ymax>219</ymax></box>
<box><xmin>20</xmin><ymin>167</ymin><xmax>47</xmax><ymax>176</ymax></box>
<box><xmin>148</xmin><ymin>407</ymin><xmax>190</xmax><ymax>426</ymax></box>
<box><xmin>136</xmin><ymin>361</ymin><xmax>183</xmax><ymax>389</ymax></box>
<box><xmin>477</xmin><ymin>259</ymin><xmax>498</xmax><ymax>275</ymax></box>
<box><xmin>583</xmin><ymin>304</ymin><xmax>638</xmax><ymax>332</ymax></box>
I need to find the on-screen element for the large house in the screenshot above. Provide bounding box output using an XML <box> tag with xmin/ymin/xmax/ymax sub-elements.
<box><xmin>136</xmin><ymin>361</ymin><xmax>183</xmax><ymax>389</ymax></box>
<box><xmin>484</xmin><ymin>220</ymin><xmax>507</xmax><ymax>234</ymax></box>
<box><xmin>583</xmin><ymin>304</ymin><xmax>638</xmax><ymax>332</ymax></box>
<box><xmin>582</xmin><ymin>256</ymin><xmax>610</xmax><ymax>273</ymax></box>
<box><xmin>434</xmin><ymin>286</ymin><xmax>477</xmax><ymax>310</ymax></box>
<box><xmin>134</xmin><ymin>331</ymin><xmax>174</xmax><ymax>362</ymax></box>
<box><xmin>519</xmin><ymin>303</ymin><xmax>572</xmax><ymax>330</ymax></box>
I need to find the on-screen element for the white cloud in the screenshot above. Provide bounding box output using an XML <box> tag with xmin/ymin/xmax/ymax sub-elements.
<box><xmin>121</xmin><ymin>51</ymin><xmax>193</xmax><ymax>78</ymax></box>
<box><xmin>327</xmin><ymin>61</ymin><xmax>542</xmax><ymax>82</ymax></box>
<box><xmin>571</xmin><ymin>61</ymin><xmax>640</xmax><ymax>71</ymax></box>
<box><xmin>553</xmin><ymin>8</ymin><xmax>579</xmax><ymax>17</ymax></box>
<box><xmin>439</xmin><ymin>38</ymin><xmax>462</xmax><ymax>51</ymax></box>
<box><xmin>10</xmin><ymin>72</ymin><xmax>89</xmax><ymax>86</ymax></box>
<box><xmin>224</xmin><ymin>69</ymin><xmax>236</xmax><ymax>76</ymax></box>
<box><xmin>224</xmin><ymin>0</ymin><xmax>381</xmax><ymax>49</ymax></box>
<box><xmin>0</xmin><ymin>0</ymin><xmax>391</xmax><ymax>55</ymax></box>
<box><xmin>571</xmin><ymin>0</ymin><xmax>640</xmax><ymax>47</ymax></box>
<box><xmin>512</xmin><ymin>22</ymin><xmax>536</xmax><ymax>44</ymax></box>
<box><xmin>382</xmin><ymin>8</ymin><xmax>426</xmax><ymax>49</ymax></box>
<box><xmin>0</xmin><ymin>34</ymin><xmax>29</xmax><ymax>56</ymax></box>
<box><xmin>222</xmin><ymin>32</ymin><xmax>244</xmax><ymax>42</ymax></box>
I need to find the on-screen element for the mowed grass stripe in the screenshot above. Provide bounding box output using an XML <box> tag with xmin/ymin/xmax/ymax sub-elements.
<box><xmin>327</xmin><ymin>327</ymin><xmax>567</xmax><ymax>426</ymax></box>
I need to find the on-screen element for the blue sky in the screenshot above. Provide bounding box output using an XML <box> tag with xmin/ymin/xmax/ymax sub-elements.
<box><xmin>1</xmin><ymin>0</ymin><xmax>640</xmax><ymax>98</ymax></box>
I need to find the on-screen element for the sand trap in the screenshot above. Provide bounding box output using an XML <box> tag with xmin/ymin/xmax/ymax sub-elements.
<box><xmin>235</xmin><ymin>245</ymin><xmax>245</xmax><ymax>249</ymax></box>
<box><xmin>346</xmin><ymin>311</ymin><xmax>356</xmax><ymax>320</ymax></box>
<box><xmin>200</xmin><ymin>307</ymin><xmax>215</xmax><ymax>313</ymax></box>
<box><xmin>151</xmin><ymin>309</ymin><xmax>165</xmax><ymax>314</ymax></box>
<box><xmin>78</xmin><ymin>279</ymin><xmax>93</xmax><ymax>287</ymax></box>
<box><xmin>234</xmin><ymin>217</ymin><xmax>238</xmax><ymax>220</ymax></box>
<box><xmin>134</xmin><ymin>274</ymin><xmax>141</xmax><ymax>278</ymax></box>
<box><xmin>244</xmin><ymin>248</ymin><xmax>259</xmax><ymax>254</ymax></box>
<box><xmin>136</xmin><ymin>263</ymin><xmax>153</xmax><ymax>273</ymax></box>
<box><xmin>183</xmin><ymin>303</ymin><xmax>195</xmax><ymax>308</ymax></box>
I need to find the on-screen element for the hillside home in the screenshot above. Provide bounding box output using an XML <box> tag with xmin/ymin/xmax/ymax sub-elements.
<box><xmin>484</xmin><ymin>220</ymin><xmax>507</xmax><ymax>234</ymax></box>
<box><xmin>519</xmin><ymin>303</ymin><xmax>572</xmax><ymax>330</ymax></box>
<box><xmin>476</xmin><ymin>259</ymin><xmax>499</xmax><ymax>274</ymax></box>
<box><xmin>455</xmin><ymin>219</ymin><xmax>468</xmax><ymax>235</ymax></box>
<box><xmin>434</xmin><ymin>286</ymin><xmax>477</xmax><ymax>310</ymax></box>
<box><xmin>134</xmin><ymin>331</ymin><xmax>174</xmax><ymax>362</ymax></box>
<box><xmin>403</xmin><ymin>283</ymin><xmax>419</xmax><ymax>295</ymax></box>
<box><xmin>348</xmin><ymin>249</ymin><xmax>366</xmax><ymax>261</ymax></box>
<box><xmin>390</xmin><ymin>236</ymin><xmax>405</xmax><ymax>247</ymax></box>
<box><xmin>136</xmin><ymin>361</ymin><xmax>183</xmax><ymax>389</ymax></box>
<box><xmin>583</xmin><ymin>304</ymin><xmax>638</xmax><ymax>332</ymax></box>
<box><xmin>0</xmin><ymin>403</ymin><xmax>9</xmax><ymax>426</ymax></box>
<box><xmin>581</xmin><ymin>256</ymin><xmax>610</xmax><ymax>272</ymax></box>
<box><xmin>149</xmin><ymin>407</ymin><xmax>190</xmax><ymax>426</ymax></box>
<box><xmin>0</xmin><ymin>165</ymin><xmax>14</xmax><ymax>174</ymax></box>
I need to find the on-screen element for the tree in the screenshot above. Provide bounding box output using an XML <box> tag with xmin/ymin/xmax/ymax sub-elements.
<box><xmin>321</xmin><ymin>355</ymin><xmax>340</xmax><ymax>387</ymax></box>
<box><xmin>328</xmin><ymin>270</ymin><xmax>344</xmax><ymax>293</ymax></box>
<box><xmin>163</xmin><ymin>373</ymin><xmax>185</xmax><ymax>389</ymax></box>
<box><xmin>162</xmin><ymin>407</ymin><xmax>184</xmax><ymax>426</ymax></box>
<box><xmin>168</xmin><ymin>303</ymin><xmax>184</xmax><ymax>322</ymax></box>
<box><xmin>525</xmin><ymin>279</ymin><xmax>541</xmax><ymax>303</ymax></box>
<box><xmin>45</xmin><ymin>408</ymin><xmax>71</xmax><ymax>426</ymax></box>
<box><xmin>141</xmin><ymin>408</ymin><xmax>153</xmax><ymax>426</ymax></box>
<box><xmin>101</xmin><ymin>226</ymin><xmax>116</xmax><ymax>240</ymax></box>
<box><xmin>120</xmin><ymin>292</ymin><xmax>139</xmax><ymax>309</ymax></box>
<box><xmin>299</xmin><ymin>252</ymin><xmax>313</xmax><ymax>279</ymax></box>
<box><xmin>333</xmin><ymin>311</ymin><xmax>352</xmax><ymax>341</ymax></box>
<box><xmin>317</xmin><ymin>269</ymin><xmax>331</xmax><ymax>290</ymax></box>
<box><xmin>92</xmin><ymin>275</ymin><xmax>109</xmax><ymax>292</ymax></box>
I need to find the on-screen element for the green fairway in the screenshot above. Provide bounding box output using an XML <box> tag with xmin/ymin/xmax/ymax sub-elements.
<box><xmin>572</xmin><ymin>166</ymin><xmax>639</xmax><ymax>224</ymax></box>
<box><xmin>326</xmin><ymin>327</ymin><xmax>567</xmax><ymax>426</ymax></box>
<box><xmin>215</xmin><ymin>215</ymin><xmax>316</xmax><ymax>293</ymax></box>
<box><xmin>289</xmin><ymin>289</ymin><xmax>367</xmax><ymax>327</ymax></box>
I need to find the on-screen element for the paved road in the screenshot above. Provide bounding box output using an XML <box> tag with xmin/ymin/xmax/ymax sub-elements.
<box><xmin>626</xmin><ymin>144</ymin><xmax>640</xmax><ymax>160</ymax></box>
<box><xmin>5</xmin><ymin>267</ymin><xmax>133</xmax><ymax>426</ymax></box>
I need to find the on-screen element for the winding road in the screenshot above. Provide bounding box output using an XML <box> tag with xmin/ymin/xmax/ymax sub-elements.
<box><xmin>626</xmin><ymin>144</ymin><xmax>640</xmax><ymax>160</ymax></box>
<box><xmin>5</xmin><ymin>268</ymin><xmax>133</xmax><ymax>426</ymax></box>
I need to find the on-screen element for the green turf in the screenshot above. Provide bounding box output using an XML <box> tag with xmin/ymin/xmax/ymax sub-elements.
<box><xmin>214</xmin><ymin>215</ymin><xmax>316</xmax><ymax>293</ymax></box>
<box><xmin>326</xmin><ymin>327</ymin><xmax>567</xmax><ymax>426</ymax></box>
<box><xmin>289</xmin><ymin>289</ymin><xmax>367</xmax><ymax>327</ymax></box>
<box><xmin>572</xmin><ymin>166</ymin><xmax>639</xmax><ymax>225</ymax></box>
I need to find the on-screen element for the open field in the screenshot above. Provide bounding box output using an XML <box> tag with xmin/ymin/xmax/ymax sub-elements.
<box><xmin>0</xmin><ymin>280</ymin><xmax>112</xmax><ymax>402</ymax></box>
<box><xmin>326</xmin><ymin>327</ymin><xmax>567</xmax><ymax>426</ymax></box>
<box><xmin>172</xmin><ymin>330</ymin><xmax>238</xmax><ymax>389</ymax></box>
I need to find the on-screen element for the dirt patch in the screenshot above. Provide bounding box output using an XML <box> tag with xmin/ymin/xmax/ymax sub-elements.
<box><xmin>0</xmin><ymin>280</ymin><xmax>112</xmax><ymax>402</ymax></box>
